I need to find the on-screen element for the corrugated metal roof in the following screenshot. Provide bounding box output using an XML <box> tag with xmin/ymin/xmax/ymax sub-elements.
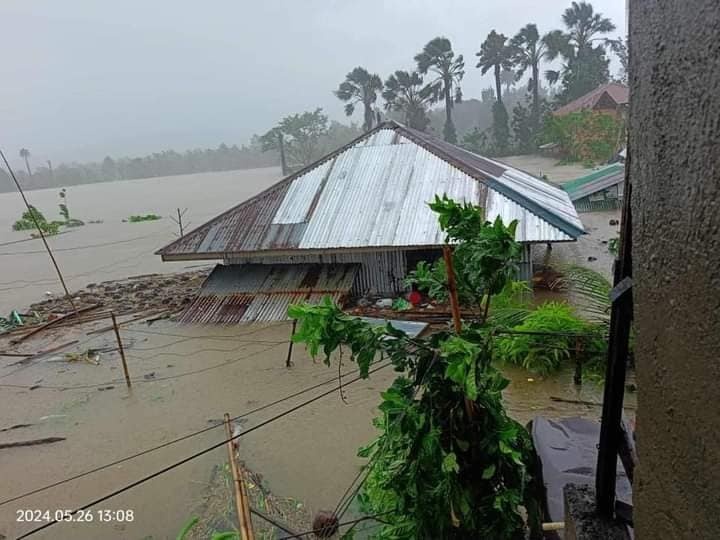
<box><xmin>158</xmin><ymin>122</ymin><xmax>583</xmax><ymax>260</ymax></box>
<box><xmin>563</xmin><ymin>164</ymin><xmax>625</xmax><ymax>201</ymax></box>
<box><xmin>486</xmin><ymin>190</ymin><xmax>574</xmax><ymax>242</ymax></box>
<box><xmin>179</xmin><ymin>263</ymin><xmax>357</xmax><ymax>324</ymax></box>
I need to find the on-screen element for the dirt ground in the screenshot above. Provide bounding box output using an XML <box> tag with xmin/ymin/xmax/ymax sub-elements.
<box><xmin>0</xmin><ymin>310</ymin><xmax>635</xmax><ymax>540</ymax></box>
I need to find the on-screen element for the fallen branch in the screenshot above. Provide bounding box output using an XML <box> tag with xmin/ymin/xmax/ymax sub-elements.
<box><xmin>7</xmin><ymin>340</ymin><xmax>80</xmax><ymax>366</ymax></box>
<box><xmin>549</xmin><ymin>396</ymin><xmax>636</xmax><ymax>410</ymax></box>
<box><xmin>0</xmin><ymin>423</ymin><xmax>33</xmax><ymax>433</ymax></box>
<box><xmin>0</xmin><ymin>437</ymin><xmax>65</xmax><ymax>449</ymax></box>
<box><xmin>10</xmin><ymin>305</ymin><xmax>101</xmax><ymax>344</ymax></box>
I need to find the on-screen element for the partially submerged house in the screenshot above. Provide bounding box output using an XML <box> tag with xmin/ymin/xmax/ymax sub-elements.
<box><xmin>552</xmin><ymin>82</ymin><xmax>629</xmax><ymax>118</ymax></box>
<box><xmin>563</xmin><ymin>163</ymin><xmax>625</xmax><ymax>212</ymax></box>
<box><xmin>157</xmin><ymin>121</ymin><xmax>584</xmax><ymax>323</ymax></box>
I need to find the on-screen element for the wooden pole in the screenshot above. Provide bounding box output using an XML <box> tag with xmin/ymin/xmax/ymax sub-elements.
<box><xmin>110</xmin><ymin>312</ymin><xmax>132</xmax><ymax>388</ymax></box>
<box><xmin>224</xmin><ymin>413</ymin><xmax>254</xmax><ymax>540</ymax></box>
<box><xmin>278</xmin><ymin>132</ymin><xmax>288</xmax><ymax>176</ymax></box>
<box><xmin>177</xmin><ymin>208</ymin><xmax>184</xmax><ymax>237</ymax></box>
<box><xmin>286</xmin><ymin>320</ymin><xmax>297</xmax><ymax>368</ymax></box>
<box><xmin>0</xmin><ymin>149</ymin><xmax>76</xmax><ymax>314</ymax></box>
<box><xmin>573</xmin><ymin>337</ymin><xmax>583</xmax><ymax>385</ymax></box>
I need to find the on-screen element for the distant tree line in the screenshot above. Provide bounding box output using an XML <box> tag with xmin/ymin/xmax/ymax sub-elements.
<box><xmin>0</xmin><ymin>142</ymin><xmax>279</xmax><ymax>193</ymax></box>
<box><xmin>3</xmin><ymin>2</ymin><xmax>625</xmax><ymax>194</ymax></box>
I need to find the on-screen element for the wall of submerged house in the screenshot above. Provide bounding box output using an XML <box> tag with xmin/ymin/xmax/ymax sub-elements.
<box><xmin>225</xmin><ymin>250</ymin><xmax>411</xmax><ymax>297</ymax></box>
<box><xmin>225</xmin><ymin>243</ymin><xmax>533</xmax><ymax>298</ymax></box>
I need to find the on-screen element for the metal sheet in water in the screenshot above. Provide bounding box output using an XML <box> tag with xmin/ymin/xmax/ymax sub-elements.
<box><xmin>179</xmin><ymin>263</ymin><xmax>358</xmax><ymax>323</ymax></box>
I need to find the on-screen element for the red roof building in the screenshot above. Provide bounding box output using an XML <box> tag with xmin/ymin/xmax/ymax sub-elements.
<box><xmin>552</xmin><ymin>83</ymin><xmax>629</xmax><ymax>117</ymax></box>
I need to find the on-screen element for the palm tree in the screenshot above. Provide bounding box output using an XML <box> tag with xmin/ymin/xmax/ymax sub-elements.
<box><xmin>334</xmin><ymin>67</ymin><xmax>383</xmax><ymax>131</ymax></box>
<box><xmin>476</xmin><ymin>30</ymin><xmax>512</xmax><ymax>104</ymax></box>
<box><xmin>500</xmin><ymin>68</ymin><xmax>516</xmax><ymax>94</ymax></box>
<box><xmin>415</xmin><ymin>37</ymin><xmax>464</xmax><ymax>143</ymax></box>
<box><xmin>544</xmin><ymin>1</ymin><xmax>616</xmax><ymax>100</ymax></box>
<box><xmin>509</xmin><ymin>23</ymin><xmax>550</xmax><ymax>127</ymax></box>
<box><xmin>382</xmin><ymin>70</ymin><xmax>434</xmax><ymax>131</ymax></box>
<box><xmin>19</xmin><ymin>148</ymin><xmax>31</xmax><ymax>176</ymax></box>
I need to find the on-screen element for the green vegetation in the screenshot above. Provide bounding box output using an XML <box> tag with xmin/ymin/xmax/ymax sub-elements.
<box><xmin>289</xmin><ymin>197</ymin><xmax>542</xmax><ymax>539</ymax></box>
<box><xmin>259</xmin><ymin>109</ymin><xmax>357</xmax><ymax>170</ymax></box>
<box><xmin>543</xmin><ymin>1</ymin><xmax>618</xmax><ymax>104</ymax></box>
<box><xmin>335</xmin><ymin>67</ymin><xmax>384</xmax><ymax>132</ymax></box>
<box><xmin>58</xmin><ymin>188</ymin><xmax>85</xmax><ymax>227</ymax></box>
<box><xmin>12</xmin><ymin>206</ymin><xmax>61</xmax><ymax>235</ymax></box>
<box><xmin>540</xmin><ymin>109</ymin><xmax>624</xmax><ymax>165</ymax></box>
<box><xmin>494</xmin><ymin>301</ymin><xmax>604</xmax><ymax>375</ymax></box>
<box><xmin>127</xmin><ymin>214</ymin><xmax>162</xmax><ymax>223</ymax></box>
<box><xmin>382</xmin><ymin>70</ymin><xmax>433</xmax><ymax>131</ymax></box>
<box><xmin>415</xmin><ymin>37</ymin><xmax>465</xmax><ymax>143</ymax></box>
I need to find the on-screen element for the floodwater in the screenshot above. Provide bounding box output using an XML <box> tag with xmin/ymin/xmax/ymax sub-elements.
<box><xmin>0</xmin><ymin>319</ymin><xmax>635</xmax><ymax>540</ymax></box>
<box><xmin>0</xmin><ymin>167</ymin><xmax>282</xmax><ymax>315</ymax></box>
<box><xmin>0</xmin><ymin>169</ymin><xmax>634</xmax><ymax>539</ymax></box>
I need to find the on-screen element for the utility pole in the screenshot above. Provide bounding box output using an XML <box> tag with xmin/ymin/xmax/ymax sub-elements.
<box><xmin>47</xmin><ymin>160</ymin><xmax>55</xmax><ymax>186</ymax></box>
<box><xmin>277</xmin><ymin>131</ymin><xmax>288</xmax><ymax>176</ymax></box>
<box><xmin>169</xmin><ymin>208</ymin><xmax>188</xmax><ymax>238</ymax></box>
<box><xmin>0</xmin><ymin>149</ymin><xmax>76</xmax><ymax>313</ymax></box>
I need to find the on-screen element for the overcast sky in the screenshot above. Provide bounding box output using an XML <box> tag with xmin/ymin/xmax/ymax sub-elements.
<box><xmin>0</xmin><ymin>0</ymin><xmax>625</xmax><ymax>166</ymax></box>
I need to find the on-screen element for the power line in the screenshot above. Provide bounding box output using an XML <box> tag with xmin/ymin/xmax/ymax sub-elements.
<box><xmin>123</xmin><ymin>322</ymin><xmax>288</xmax><ymax>340</ymax></box>
<box><xmin>331</xmin><ymin>352</ymin><xmax>439</xmax><ymax>521</ymax></box>
<box><xmin>0</xmin><ymin>360</ymin><xmax>380</xmax><ymax>507</ymax></box>
<box><xmin>0</xmin><ymin>148</ymin><xmax>76</xmax><ymax>312</ymax></box>
<box><xmin>0</xmin><ymin>232</ymin><xmax>165</xmax><ymax>257</ymax></box>
<box><xmin>0</xmin><ymin>230</ymin><xmax>175</xmax><ymax>290</ymax></box>
<box><xmin>15</xmin><ymin>362</ymin><xmax>392</xmax><ymax>539</ymax></box>
<box><xmin>0</xmin><ymin>341</ymin><xmax>285</xmax><ymax>390</ymax></box>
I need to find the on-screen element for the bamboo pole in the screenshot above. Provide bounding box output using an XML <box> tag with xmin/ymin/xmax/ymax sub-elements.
<box><xmin>111</xmin><ymin>312</ymin><xmax>132</xmax><ymax>388</ymax></box>
<box><xmin>224</xmin><ymin>413</ymin><xmax>254</xmax><ymax>540</ymax></box>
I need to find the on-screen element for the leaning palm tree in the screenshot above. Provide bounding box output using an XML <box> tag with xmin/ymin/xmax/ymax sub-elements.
<box><xmin>510</xmin><ymin>23</ymin><xmax>550</xmax><ymax>128</ymax></box>
<box><xmin>544</xmin><ymin>1</ymin><xmax>616</xmax><ymax>99</ymax></box>
<box><xmin>334</xmin><ymin>67</ymin><xmax>383</xmax><ymax>132</ymax></box>
<box><xmin>382</xmin><ymin>70</ymin><xmax>435</xmax><ymax>131</ymax></box>
<box><xmin>19</xmin><ymin>148</ymin><xmax>32</xmax><ymax>176</ymax></box>
<box><xmin>414</xmin><ymin>37</ymin><xmax>464</xmax><ymax>143</ymax></box>
<box><xmin>476</xmin><ymin>30</ymin><xmax>512</xmax><ymax>104</ymax></box>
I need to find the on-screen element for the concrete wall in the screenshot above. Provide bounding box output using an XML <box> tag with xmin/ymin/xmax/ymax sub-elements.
<box><xmin>630</xmin><ymin>2</ymin><xmax>720</xmax><ymax>538</ymax></box>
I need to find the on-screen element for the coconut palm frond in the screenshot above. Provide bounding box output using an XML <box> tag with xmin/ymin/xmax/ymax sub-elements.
<box><xmin>554</xmin><ymin>265</ymin><xmax>611</xmax><ymax>324</ymax></box>
<box><xmin>487</xmin><ymin>307</ymin><xmax>532</xmax><ymax>329</ymax></box>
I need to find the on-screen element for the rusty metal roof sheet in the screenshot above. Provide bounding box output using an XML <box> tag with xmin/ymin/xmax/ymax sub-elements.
<box><xmin>158</xmin><ymin>122</ymin><xmax>584</xmax><ymax>260</ymax></box>
<box><xmin>179</xmin><ymin>263</ymin><xmax>358</xmax><ymax>324</ymax></box>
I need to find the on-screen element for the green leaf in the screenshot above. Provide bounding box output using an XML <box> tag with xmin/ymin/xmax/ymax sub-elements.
<box><xmin>482</xmin><ymin>464</ymin><xmax>496</xmax><ymax>480</ymax></box>
<box><xmin>442</xmin><ymin>452</ymin><xmax>459</xmax><ymax>474</ymax></box>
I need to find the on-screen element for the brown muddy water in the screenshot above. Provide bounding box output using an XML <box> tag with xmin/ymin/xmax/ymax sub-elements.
<box><xmin>0</xmin><ymin>318</ymin><xmax>636</xmax><ymax>539</ymax></box>
<box><xmin>0</xmin><ymin>167</ymin><xmax>282</xmax><ymax>315</ymax></box>
<box><xmin>0</xmin><ymin>169</ymin><xmax>635</xmax><ymax>539</ymax></box>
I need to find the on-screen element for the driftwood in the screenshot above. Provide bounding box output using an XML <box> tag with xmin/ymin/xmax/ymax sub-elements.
<box><xmin>7</xmin><ymin>340</ymin><xmax>80</xmax><ymax>366</ymax></box>
<box><xmin>10</xmin><ymin>305</ymin><xmax>101</xmax><ymax>344</ymax></box>
<box><xmin>0</xmin><ymin>437</ymin><xmax>65</xmax><ymax>449</ymax></box>
<box><xmin>549</xmin><ymin>396</ymin><xmax>636</xmax><ymax>410</ymax></box>
<box><xmin>0</xmin><ymin>423</ymin><xmax>33</xmax><ymax>433</ymax></box>
<box><xmin>86</xmin><ymin>309</ymin><xmax>164</xmax><ymax>336</ymax></box>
